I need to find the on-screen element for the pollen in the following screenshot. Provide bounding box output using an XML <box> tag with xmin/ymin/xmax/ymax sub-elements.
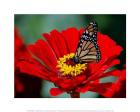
<box><xmin>56</xmin><ymin>53</ymin><xmax>87</xmax><ymax>76</ymax></box>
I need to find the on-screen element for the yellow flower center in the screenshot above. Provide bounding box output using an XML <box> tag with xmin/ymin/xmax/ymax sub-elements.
<box><xmin>56</xmin><ymin>53</ymin><xmax>87</xmax><ymax>76</ymax></box>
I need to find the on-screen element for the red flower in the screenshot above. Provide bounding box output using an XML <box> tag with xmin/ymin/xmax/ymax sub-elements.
<box><xmin>15</xmin><ymin>28</ymin><xmax>43</xmax><ymax>98</ymax></box>
<box><xmin>15</xmin><ymin>28</ymin><xmax>32</xmax><ymax>94</ymax></box>
<box><xmin>15</xmin><ymin>28</ymin><xmax>30</xmax><ymax>68</ymax></box>
<box><xmin>17</xmin><ymin>28</ymin><xmax>125</xmax><ymax>98</ymax></box>
<box><xmin>105</xmin><ymin>69</ymin><xmax>126</xmax><ymax>98</ymax></box>
<box><xmin>15</xmin><ymin>28</ymin><xmax>27</xmax><ymax>93</ymax></box>
<box><xmin>77</xmin><ymin>69</ymin><xmax>126</xmax><ymax>98</ymax></box>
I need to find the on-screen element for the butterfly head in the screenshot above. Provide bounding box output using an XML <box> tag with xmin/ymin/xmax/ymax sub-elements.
<box><xmin>72</xmin><ymin>56</ymin><xmax>82</xmax><ymax>64</ymax></box>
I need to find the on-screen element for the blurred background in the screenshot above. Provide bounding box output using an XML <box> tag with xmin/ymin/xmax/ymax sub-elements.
<box><xmin>14</xmin><ymin>14</ymin><xmax>126</xmax><ymax>98</ymax></box>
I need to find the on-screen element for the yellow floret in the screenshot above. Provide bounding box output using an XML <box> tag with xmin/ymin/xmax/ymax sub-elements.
<box><xmin>56</xmin><ymin>53</ymin><xmax>87</xmax><ymax>76</ymax></box>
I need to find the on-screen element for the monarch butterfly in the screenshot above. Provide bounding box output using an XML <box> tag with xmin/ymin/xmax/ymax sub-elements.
<box><xmin>73</xmin><ymin>21</ymin><xmax>101</xmax><ymax>64</ymax></box>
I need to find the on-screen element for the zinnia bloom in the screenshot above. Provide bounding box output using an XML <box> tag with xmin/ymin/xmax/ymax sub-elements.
<box><xmin>17</xmin><ymin>27</ymin><xmax>125</xmax><ymax>98</ymax></box>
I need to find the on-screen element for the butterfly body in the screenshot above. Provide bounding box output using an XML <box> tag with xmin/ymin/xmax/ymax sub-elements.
<box><xmin>73</xmin><ymin>21</ymin><xmax>101</xmax><ymax>64</ymax></box>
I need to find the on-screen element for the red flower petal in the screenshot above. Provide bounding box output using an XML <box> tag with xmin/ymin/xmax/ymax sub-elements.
<box><xmin>43</xmin><ymin>33</ymin><xmax>61</xmax><ymax>58</ymax></box>
<box><xmin>79</xmin><ymin>69</ymin><xmax>126</xmax><ymax>97</ymax></box>
<box><xmin>98</xmin><ymin>32</ymin><xmax>123</xmax><ymax>60</ymax></box>
<box><xmin>50</xmin><ymin>88</ymin><xmax>64</xmax><ymax>96</ymax></box>
<box><xmin>50</xmin><ymin>30</ymin><xmax>69</xmax><ymax>56</ymax></box>
<box><xmin>28</xmin><ymin>40</ymin><xmax>58</xmax><ymax>73</ymax></box>
<box><xmin>77</xmin><ymin>82</ymin><xmax>113</xmax><ymax>95</ymax></box>
<box><xmin>96</xmin><ymin>69</ymin><xmax>121</xmax><ymax>80</ymax></box>
<box><xmin>61</xmin><ymin>28</ymin><xmax>80</xmax><ymax>53</ymax></box>
<box><xmin>105</xmin><ymin>70</ymin><xmax>126</xmax><ymax>97</ymax></box>
<box><xmin>83</xmin><ymin>59</ymin><xmax>120</xmax><ymax>84</ymax></box>
<box><xmin>76</xmin><ymin>85</ymin><xmax>91</xmax><ymax>93</ymax></box>
<box><xmin>17</xmin><ymin>58</ymin><xmax>51</xmax><ymax>80</ymax></box>
<box><xmin>89</xmin><ymin>82</ymin><xmax>114</xmax><ymax>97</ymax></box>
<box><xmin>73</xmin><ymin>75</ymin><xmax>86</xmax><ymax>84</ymax></box>
<box><xmin>36</xmin><ymin>39</ymin><xmax>58</xmax><ymax>66</ymax></box>
<box><xmin>98</xmin><ymin>32</ymin><xmax>116</xmax><ymax>48</ymax></box>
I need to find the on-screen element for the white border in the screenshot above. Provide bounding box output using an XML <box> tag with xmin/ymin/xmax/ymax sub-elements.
<box><xmin>27</xmin><ymin>110</ymin><xmax>113</xmax><ymax>112</ymax></box>
<box><xmin>0</xmin><ymin>0</ymin><xmax>138</xmax><ymax>112</ymax></box>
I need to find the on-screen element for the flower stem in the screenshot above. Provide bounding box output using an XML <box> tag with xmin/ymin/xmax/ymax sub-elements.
<box><xmin>70</xmin><ymin>91</ymin><xmax>80</xmax><ymax>98</ymax></box>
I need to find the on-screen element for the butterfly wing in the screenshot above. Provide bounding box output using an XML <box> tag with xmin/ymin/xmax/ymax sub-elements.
<box><xmin>74</xmin><ymin>21</ymin><xmax>101</xmax><ymax>63</ymax></box>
